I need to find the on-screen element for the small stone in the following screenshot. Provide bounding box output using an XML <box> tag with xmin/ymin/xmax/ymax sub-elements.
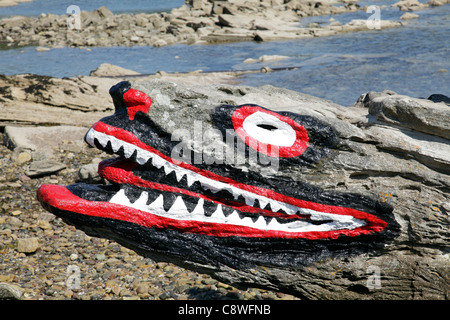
<box><xmin>17</xmin><ymin>237</ymin><xmax>40</xmax><ymax>253</ymax></box>
<box><xmin>95</xmin><ymin>253</ymin><xmax>106</xmax><ymax>261</ymax></box>
<box><xmin>159</xmin><ymin>291</ymin><xmax>177</xmax><ymax>300</ymax></box>
<box><xmin>15</xmin><ymin>152</ymin><xmax>32</xmax><ymax>165</ymax></box>
<box><xmin>70</xmin><ymin>253</ymin><xmax>78</xmax><ymax>260</ymax></box>
<box><xmin>153</xmin><ymin>39</ymin><xmax>167</xmax><ymax>47</ymax></box>
<box><xmin>401</xmin><ymin>12</ymin><xmax>419</xmax><ymax>20</ymax></box>
<box><xmin>11</xmin><ymin>210</ymin><xmax>22</xmax><ymax>216</ymax></box>
<box><xmin>25</xmin><ymin>160</ymin><xmax>66</xmax><ymax>178</ymax></box>
<box><xmin>135</xmin><ymin>283</ymin><xmax>149</xmax><ymax>295</ymax></box>
<box><xmin>8</xmin><ymin>216</ymin><xmax>22</xmax><ymax>227</ymax></box>
<box><xmin>148</xmin><ymin>287</ymin><xmax>161</xmax><ymax>297</ymax></box>
<box><xmin>38</xmin><ymin>219</ymin><xmax>52</xmax><ymax>230</ymax></box>
<box><xmin>123</xmin><ymin>295</ymin><xmax>140</xmax><ymax>300</ymax></box>
<box><xmin>105</xmin><ymin>280</ymin><xmax>120</xmax><ymax>295</ymax></box>
<box><xmin>35</xmin><ymin>46</ymin><xmax>51</xmax><ymax>52</ymax></box>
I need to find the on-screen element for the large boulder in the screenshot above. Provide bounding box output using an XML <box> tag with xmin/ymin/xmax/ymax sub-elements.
<box><xmin>37</xmin><ymin>79</ymin><xmax>449</xmax><ymax>299</ymax></box>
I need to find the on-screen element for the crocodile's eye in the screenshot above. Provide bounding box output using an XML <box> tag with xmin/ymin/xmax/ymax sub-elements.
<box><xmin>232</xmin><ymin>106</ymin><xmax>309</xmax><ymax>158</ymax></box>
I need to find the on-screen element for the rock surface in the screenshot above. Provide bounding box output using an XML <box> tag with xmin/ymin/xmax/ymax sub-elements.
<box><xmin>0</xmin><ymin>67</ymin><xmax>241</xmax><ymax>128</ymax></box>
<box><xmin>16</xmin><ymin>237</ymin><xmax>40</xmax><ymax>253</ymax></box>
<box><xmin>1</xmin><ymin>72</ymin><xmax>449</xmax><ymax>299</ymax></box>
<box><xmin>3</xmin><ymin>125</ymin><xmax>87</xmax><ymax>156</ymax></box>
<box><xmin>89</xmin><ymin>63</ymin><xmax>141</xmax><ymax>77</ymax></box>
<box><xmin>0</xmin><ymin>74</ymin><xmax>116</xmax><ymax>127</ymax></box>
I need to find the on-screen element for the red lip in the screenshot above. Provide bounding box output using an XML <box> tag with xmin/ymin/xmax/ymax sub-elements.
<box><xmin>37</xmin><ymin>183</ymin><xmax>386</xmax><ymax>240</ymax></box>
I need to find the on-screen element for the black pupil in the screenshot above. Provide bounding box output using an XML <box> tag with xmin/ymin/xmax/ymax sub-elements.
<box><xmin>257</xmin><ymin>123</ymin><xmax>278</xmax><ymax>131</ymax></box>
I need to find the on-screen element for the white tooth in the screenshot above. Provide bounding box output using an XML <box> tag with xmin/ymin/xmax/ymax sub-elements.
<box><xmin>186</xmin><ymin>174</ymin><xmax>197</xmax><ymax>187</ymax></box>
<box><xmin>240</xmin><ymin>216</ymin><xmax>254</xmax><ymax>226</ymax></box>
<box><xmin>136</xmin><ymin>150</ymin><xmax>150</xmax><ymax>165</ymax></box>
<box><xmin>123</xmin><ymin>145</ymin><xmax>135</xmax><ymax>158</ymax></box>
<box><xmin>111</xmin><ymin>140</ymin><xmax>122</xmax><ymax>153</ymax></box>
<box><xmin>147</xmin><ymin>194</ymin><xmax>164</xmax><ymax>211</ymax></box>
<box><xmin>258</xmin><ymin>198</ymin><xmax>269</xmax><ymax>210</ymax></box>
<box><xmin>169</xmin><ymin>196</ymin><xmax>188</xmax><ymax>215</ymax></box>
<box><xmin>227</xmin><ymin>210</ymin><xmax>241</xmax><ymax>223</ymax></box>
<box><xmin>175</xmin><ymin>171</ymin><xmax>185</xmax><ymax>182</ymax></box>
<box><xmin>151</xmin><ymin>156</ymin><xmax>164</xmax><ymax>169</ymax></box>
<box><xmin>98</xmin><ymin>137</ymin><xmax>108</xmax><ymax>147</ymax></box>
<box><xmin>211</xmin><ymin>204</ymin><xmax>224</xmax><ymax>218</ymax></box>
<box><xmin>191</xmin><ymin>198</ymin><xmax>205</xmax><ymax>216</ymax></box>
<box><xmin>269</xmin><ymin>200</ymin><xmax>282</xmax><ymax>213</ymax></box>
<box><xmin>163</xmin><ymin>164</ymin><xmax>175</xmax><ymax>175</ymax></box>
<box><xmin>133</xmin><ymin>191</ymin><xmax>148</xmax><ymax>208</ymax></box>
<box><xmin>109</xmin><ymin>189</ymin><xmax>130</xmax><ymax>205</ymax></box>
<box><xmin>254</xmin><ymin>216</ymin><xmax>267</xmax><ymax>229</ymax></box>
<box><xmin>267</xmin><ymin>218</ymin><xmax>280</xmax><ymax>228</ymax></box>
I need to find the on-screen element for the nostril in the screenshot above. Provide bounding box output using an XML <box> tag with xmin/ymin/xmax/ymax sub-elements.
<box><xmin>109</xmin><ymin>81</ymin><xmax>132</xmax><ymax>110</ymax></box>
<box><xmin>123</xmin><ymin>88</ymin><xmax>152</xmax><ymax>121</ymax></box>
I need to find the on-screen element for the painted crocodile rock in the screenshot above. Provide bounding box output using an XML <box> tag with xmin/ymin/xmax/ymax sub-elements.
<box><xmin>37</xmin><ymin>80</ymin><xmax>399</xmax><ymax>269</ymax></box>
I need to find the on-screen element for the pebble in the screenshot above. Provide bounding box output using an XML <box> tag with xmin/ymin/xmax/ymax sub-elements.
<box><xmin>35</xmin><ymin>46</ymin><xmax>51</xmax><ymax>52</ymax></box>
<box><xmin>95</xmin><ymin>253</ymin><xmax>106</xmax><ymax>261</ymax></box>
<box><xmin>25</xmin><ymin>159</ymin><xmax>66</xmax><ymax>178</ymax></box>
<box><xmin>15</xmin><ymin>151</ymin><xmax>32</xmax><ymax>165</ymax></box>
<box><xmin>11</xmin><ymin>210</ymin><xmax>22</xmax><ymax>216</ymax></box>
<box><xmin>17</xmin><ymin>238</ymin><xmax>40</xmax><ymax>253</ymax></box>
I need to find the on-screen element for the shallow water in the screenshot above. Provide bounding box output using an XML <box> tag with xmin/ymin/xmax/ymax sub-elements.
<box><xmin>0</xmin><ymin>1</ymin><xmax>448</xmax><ymax>106</ymax></box>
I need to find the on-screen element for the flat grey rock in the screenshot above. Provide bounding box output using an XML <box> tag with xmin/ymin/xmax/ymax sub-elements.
<box><xmin>3</xmin><ymin>125</ymin><xmax>87</xmax><ymax>156</ymax></box>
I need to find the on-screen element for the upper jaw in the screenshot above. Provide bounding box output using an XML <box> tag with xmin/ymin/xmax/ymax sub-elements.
<box><xmin>84</xmin><ymin>119</ymin><xmax>388</xmax><ymax>239</ymax></box>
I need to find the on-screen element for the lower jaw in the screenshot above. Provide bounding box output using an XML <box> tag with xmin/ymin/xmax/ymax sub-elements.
<box><xmin>36</xmin><ymin>184</ymin><xmax>382</xmax><ymax>240</ymax></box>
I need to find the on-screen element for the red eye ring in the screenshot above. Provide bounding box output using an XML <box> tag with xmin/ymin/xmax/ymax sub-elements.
<box><xmin>232</xmin><ymin>106</ymin><xmax>309</xmax><ymax>158</ymax></box>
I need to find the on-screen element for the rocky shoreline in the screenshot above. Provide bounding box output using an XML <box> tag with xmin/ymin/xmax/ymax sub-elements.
<box><xmin>0</xmin><ymin>0</ymin><xmax>413</xmax><ymax>48</ymax></box>
<box><xmin>2</xmin><ymin>0</ymin><xmax>448</xmax><ymax>50</ymax></box>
